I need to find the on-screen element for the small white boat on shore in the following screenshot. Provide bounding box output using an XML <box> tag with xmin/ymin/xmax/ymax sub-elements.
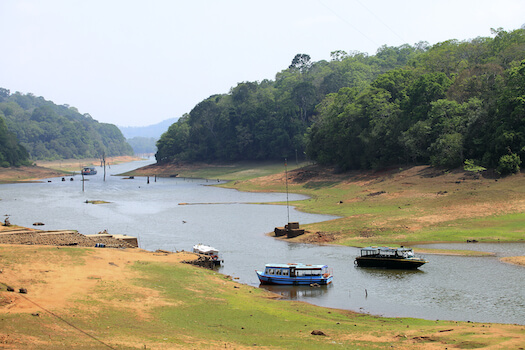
<box><xmin>192</xmin><ymin>244</ymin><xmax>222</xmax><ymax>265</ymax></box>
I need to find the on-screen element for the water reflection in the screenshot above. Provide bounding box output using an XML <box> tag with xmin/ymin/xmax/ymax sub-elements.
<box><xmin>260</xmin><ymin>284</ymin><xmax>333</xmax><ymax>299</ymax></box>
<box><xmin>355</xmin><ymin>267</ymin><xmax>425</xmax><ymax>280</ymax></box>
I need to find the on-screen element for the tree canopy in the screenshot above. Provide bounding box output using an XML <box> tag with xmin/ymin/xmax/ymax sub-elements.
<box><xmin>0</xmin><ymin>113</ymin><xmax>30</xmax><ymax>167</ymax></box>
<box><xmin>157</xmin><ymin>27</ymin><xmax>525</xmax><ymax>173</ymax></box>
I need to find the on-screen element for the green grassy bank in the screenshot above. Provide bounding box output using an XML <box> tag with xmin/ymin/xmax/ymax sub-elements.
<box><xmin>163</xmin><ymin>162</ymin><xmax>525</xmax><ymax>246</ymax></box>
<box><xmin>1</xmin><ymin>245</ymin><xmax>522</xmax><ymax>349</ymax></box>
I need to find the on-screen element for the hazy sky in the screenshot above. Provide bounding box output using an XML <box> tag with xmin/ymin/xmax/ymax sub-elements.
<box><xmin>1</xmin><ymin>1</ymin><xmax>524</xmax><ymax>127</ymax></box>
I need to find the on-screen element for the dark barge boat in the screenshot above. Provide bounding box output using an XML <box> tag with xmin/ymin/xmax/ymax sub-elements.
<box><xmin>355</xmin><ymin>246</ymin><xmax>427</xmax><ymax>269</ymax></box>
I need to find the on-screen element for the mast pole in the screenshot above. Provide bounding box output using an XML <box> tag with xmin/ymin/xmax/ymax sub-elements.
<box><xmin>285</xmin><ymin>158</ymin><xmax>289</xmax><ymax>224</ymax></box>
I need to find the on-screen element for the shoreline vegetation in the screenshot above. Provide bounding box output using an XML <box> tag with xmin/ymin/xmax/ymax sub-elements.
<box><xmin>1</xmin><ymin>159</ymin><xmax>524</xmax><ymax>348</ymax></box>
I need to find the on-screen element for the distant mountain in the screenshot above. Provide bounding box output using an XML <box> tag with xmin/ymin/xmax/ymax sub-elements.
<box><xmin>126</xmin><ymin>136</ymin><xmax>157</xmax><ymax>155</ymax></box>
<box><xmin>118</xmin><ymin>118</ymin><xmax>178</xmax><ymax>139</ymax></box>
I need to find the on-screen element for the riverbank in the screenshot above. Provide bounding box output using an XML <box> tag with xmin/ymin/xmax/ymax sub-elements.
<box><xmin>1</xmin><ymin>160</ymin><xmax>524</xmax><ymax>347</ymax></box>
<box><xmin>0</xmin><ymin>165</ymin><xmax>68</xmax><ymax>184</ymax></box>
<box><xmin>0</xmin><ymin>156</ymin><xmax>143</xmax><ymax>184</ymax></box>
<box><xmin>127</xmin><ymin>161</ymin><xmax>525</xmax><ymax>246</ymax></box>
<box><xmin>1</xmin><ymin>244</ymin><xmax>523</xmax><ymax>349</ymax></box>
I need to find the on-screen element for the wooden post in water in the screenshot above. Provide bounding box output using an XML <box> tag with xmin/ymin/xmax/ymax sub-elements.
<box><xmin>103</xmin><ymin>152</ymin><xmax>106</xmax><ymax>182</ymax></box>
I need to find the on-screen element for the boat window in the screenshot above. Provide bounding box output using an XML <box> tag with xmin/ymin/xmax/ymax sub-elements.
<box><xmin>282</xmin><ymin>269</ymin><xmax>289</xmax><ymax>276</ymax></box>
<box><xmin>276</xmin><ymin>269</ymin><xmax>281</xmax><ymax>275</ymax></box>
<box><xmin>363</xmin><ymin>249</ymin><xmax>379</xmax><ymax>256</ymax></box>
<box><xmin>266</xmin><ymin>268</ymin><xmax>275</xmax><ymax>275</ymax></box>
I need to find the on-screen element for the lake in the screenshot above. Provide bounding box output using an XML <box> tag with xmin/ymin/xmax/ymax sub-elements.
<box><xmin>1</xmin><ymin>159</ymin><xmax>524</xmax><ymax>325</ymax></box>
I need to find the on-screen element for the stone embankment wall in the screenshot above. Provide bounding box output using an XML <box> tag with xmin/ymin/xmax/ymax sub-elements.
<box><xmin>0</xmin><ymin>228</ymin><xmax>136</xmax><ymax>248</ymax></box>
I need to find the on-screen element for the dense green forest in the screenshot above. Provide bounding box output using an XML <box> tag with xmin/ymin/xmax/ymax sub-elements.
<box><xmin>0</xmin><ymin>88</ymin><xmax>133</xmax><ymax>163</ymax></box>
<box><xmin>156</xmin><ymin>27</ymin><xmax>525</xmax><ymax>174</ymax></box>
<box><xmin>0</xmin><ymin>112</ymin><xmax>30</xmax><ymax>167</ymax></box>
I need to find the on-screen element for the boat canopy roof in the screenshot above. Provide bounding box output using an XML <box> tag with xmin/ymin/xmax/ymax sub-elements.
<box><xmin>193</xmin><ymin>244</ymin><xmax>219</xmax><ymax>254</ymax></box>
<box><xmin>264</xmin><ymin>263</ymin><xmax>328</xmax><ymax>270</ymax></box>
<box><xmin>361</xmin><ymin>246</ymin><xmax>413</xmax><ymax>253</ymax></box>
<box><xmin>360</xmin><ymin>246</ymin><xmax>416</xmax><ymax>258</ymax></box>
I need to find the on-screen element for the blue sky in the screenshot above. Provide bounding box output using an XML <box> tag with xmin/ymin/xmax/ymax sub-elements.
<box><xmin>1</xmin><ymin>0</ymin><xmax>524</xmax><ymax>127</ymax></box>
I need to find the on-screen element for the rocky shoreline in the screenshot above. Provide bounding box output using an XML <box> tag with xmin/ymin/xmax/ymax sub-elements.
<box><xmin>0</xmin><ymin>224</ymin><xmax>220</xmax><ymax>269</ymax></box>
<box><xmin>0</xmin><ymin>225</ymin><xmax>136</xmax><ymax>248</ymax></box>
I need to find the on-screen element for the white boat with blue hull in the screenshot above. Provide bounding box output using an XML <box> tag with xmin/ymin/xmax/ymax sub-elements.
<box><xmin>256</xmin><ymin>263</ymin><xmax>333</xmax><ymax>285</ymax></box>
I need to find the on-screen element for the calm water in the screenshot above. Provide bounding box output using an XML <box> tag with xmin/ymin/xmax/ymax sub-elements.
<box><xmin>1</xmin><ymin>160</ymin><xmax>524</xmax><ymax>325</ymax></box>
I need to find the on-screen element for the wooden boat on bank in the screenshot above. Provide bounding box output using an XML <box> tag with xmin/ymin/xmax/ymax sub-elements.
<box><xmin>192</xmin><ymin>244</ymin><xmax>222</xmax><ymax>265</ymax></box>
<box><xmin>355</xmin><ymin>246</ymin><xmax>427</xmax><ymax>269</ymax></box>
<box><xmin>256</xmin><ymin>263</ymin><xmax>333</xmax><ymax>285</ymax></box>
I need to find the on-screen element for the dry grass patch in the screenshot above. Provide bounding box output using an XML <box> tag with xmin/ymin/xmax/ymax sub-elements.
<box><xmin>501</xmin><ymin>256</ymin><xmax>525</xmax><ymax>266</ymax></box>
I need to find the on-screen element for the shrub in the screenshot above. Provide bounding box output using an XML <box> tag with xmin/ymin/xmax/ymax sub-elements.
<box><xmin>497</xmin><ymin>153</ymin><xmax>521</xmax><ymax>175</ymax></box>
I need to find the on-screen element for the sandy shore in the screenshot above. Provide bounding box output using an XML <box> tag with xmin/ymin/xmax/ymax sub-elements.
<box><xmin>501</xmin><ymin>256</ymin><xmax>525</xmax><ymax>266</ymax></box>
<box><xmin>0</xmin><ymin>244</ymin><xmax>198</xmax><ymax>315</ymax></box>
<box><xmin>0</xmin><ymin>156</ymin><xmax>142</xmax><ymax>183</ymax></box>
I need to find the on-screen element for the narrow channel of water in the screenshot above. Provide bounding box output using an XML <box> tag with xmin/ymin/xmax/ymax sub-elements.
<box><xmin>1</xmin><ymin>160</ymin><xmax>523</xmax><ymax>325</ymax></box>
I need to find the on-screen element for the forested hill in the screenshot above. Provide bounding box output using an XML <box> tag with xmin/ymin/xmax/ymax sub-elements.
<box><xmin>156</xmin><ymin>27</ymin><xmax>525</xmax><ymax>174</ymax></box>
<box><xmin>0</xmin><ymin>89</ymin><xmax>133</xmax><ymax>161</ymax></box>
<box><xmin>0</xmin><ymin>113</ymin><xmax>30</xmax><ymax>167</ymax></box>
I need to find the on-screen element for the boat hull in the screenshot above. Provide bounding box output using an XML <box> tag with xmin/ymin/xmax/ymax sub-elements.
<box><xmin>355</xmin><ymin>257</ymin><xmax>426</xmax><ymax>269</ymax></box>
<box><xmin>256</xmin><ymin>271</ymin><xmax>333</xmax><ymax>285</ymax></box>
